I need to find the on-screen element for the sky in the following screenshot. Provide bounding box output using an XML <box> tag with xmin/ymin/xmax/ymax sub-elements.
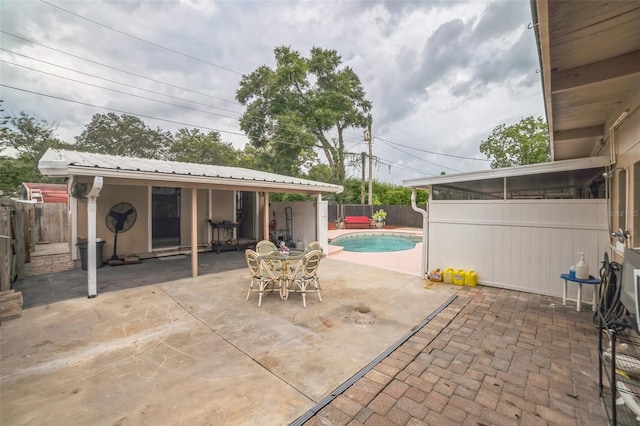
<box><xmin>0</xmin><ymin>0</ymin><xmax>546</xmax><ymax>184</ymax></box>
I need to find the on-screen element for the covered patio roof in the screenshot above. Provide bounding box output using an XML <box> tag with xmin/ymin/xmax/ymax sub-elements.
<box><xmin>37</xmin><ymin>148</ymin><xmax>342</xmax><ymax>296</ymax></box>
<box><xmin>38</xmin><ymin>148</ymin><xmax>343</xmax><ymax>195</ymax></box>
<box><xmin>532</xmin><ymin>0</ymin><xmax>640</xmax><ymax>161</ymax></box>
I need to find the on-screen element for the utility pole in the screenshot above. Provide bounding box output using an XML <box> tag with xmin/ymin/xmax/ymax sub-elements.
<box><xmin>360</xmin><ymin>152</ymin><xmax>366</xmax><ymax>204</ymax></box>
<box><xmin>365</xmin><ymin>117</ymin><xmax>373</xmax><ymax>205</ymax></box>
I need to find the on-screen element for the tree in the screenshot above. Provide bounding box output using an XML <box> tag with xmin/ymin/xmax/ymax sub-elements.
<box><xmin>0</xmin><ymin>156</ymin><xmax>39</xmax><ymax>195</ymax></box>
<box><xmin>0</xmin><ymin>110</ymin><xmax>71</xmax><ymax>194</ymax></box>
<box><xmin>75</xmin><ymin>113</ymin><xmax>173</xmax><ymax>159</ymax></box>
<box><xmin>236</xmin><ymin>46</ymin><xmax>372</xmax><ymax>183</ymax></box>
<box><xmin>1</xmin><ymin>111</ymin><xmax>71</xmax><ymax>166</ymax></box>
<box><xmin>169</xmin><ymin>128</ymin><xmax>239</xmax><ymax>166</ymax></box>
<box><xmin>479</xmin><ymin>116</ymin><xmax>550</xmax><ymax>169</ymax></box>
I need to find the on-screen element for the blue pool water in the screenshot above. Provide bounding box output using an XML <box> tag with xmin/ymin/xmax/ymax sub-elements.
<box><xmin>331</xmin><ymin>233</ymin><xmax>422</xmax><ymax>253</ymax></box>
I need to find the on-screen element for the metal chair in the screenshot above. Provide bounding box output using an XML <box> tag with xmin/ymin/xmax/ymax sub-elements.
<box><xmin>289</xmin><ymin>250</ymin><xmax>323</xmax><ymax>308</ymax></box>
<box><xmin>245</xmin><ymin>249</ymin><xmax>279</xmax><ymax>307</ymax></box>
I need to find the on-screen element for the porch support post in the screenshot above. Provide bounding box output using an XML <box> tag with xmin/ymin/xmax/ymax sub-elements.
<box><xmin>87</xmin><ymin>176</ymin><xmax>103</xmax><ymax>298</ymax></box>
<box><xmin>264</xmin><ymin>192</ymin><xmax>270</xmax><ymax>241</ymax></box>
<box><xmin>191</xmin><ymin>188</ymin><xmax>198</xmax><ymax>278</ymax></box>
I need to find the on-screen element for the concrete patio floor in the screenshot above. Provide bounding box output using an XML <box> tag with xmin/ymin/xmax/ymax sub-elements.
<box><xmin>1</xmin><ymin>248</ymin><xmax>456</xmax><ymax>425</ymax></box>
<box><xmin>2</xmin><ymin>230</ymin><xmax>610</xmax><ymax>425</ymax></box>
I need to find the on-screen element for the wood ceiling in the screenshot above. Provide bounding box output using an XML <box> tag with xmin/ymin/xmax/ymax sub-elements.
<box><xmin>535</xmin><ymin>0</ymin><xmax>640</xmax><ymax>160</ymax></box>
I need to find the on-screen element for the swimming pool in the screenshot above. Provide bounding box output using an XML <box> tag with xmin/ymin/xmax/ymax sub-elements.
<box><xmin>330</xmin><ymin>233</ymin><xmax>422</xmax><ymax>253</ymax></box>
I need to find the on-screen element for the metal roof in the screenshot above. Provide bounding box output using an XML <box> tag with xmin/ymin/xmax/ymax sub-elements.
<box><xmin>20</xmin><ymin>183</ymin><xmax>69</xmax><ymax>203</ymax></box>
<box><xmin>403</xmin><ymin>156</ymin><xmax>610</xmax><ymax>189</ymax></box>
<box><xmin>38</xmin><ymin>149</ymin><xmax>343</xmax><ymax>194</ymax></box>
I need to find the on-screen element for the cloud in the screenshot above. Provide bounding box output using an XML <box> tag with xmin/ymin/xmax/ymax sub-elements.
<box><xmin>0</xmin><ymin>0</ymin><xmax>545</xmax><ymax>184</ymax></box>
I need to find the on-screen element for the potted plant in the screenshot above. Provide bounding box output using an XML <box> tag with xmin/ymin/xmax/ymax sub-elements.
<box><xmin>335</xmin><ymin>217</ymin><xmax>344</xmax><ymax>229</ymax></box>
<box><xmin>372</xmin><ymin>209</ymin><xmax>386</xmax><ymax>228</ymax></box>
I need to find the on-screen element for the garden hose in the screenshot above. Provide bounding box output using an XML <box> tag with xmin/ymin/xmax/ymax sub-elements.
<box><xmin>594</xmin><ymin>252</ymin><xmax>625</xmax><ymax>330</ymax></box>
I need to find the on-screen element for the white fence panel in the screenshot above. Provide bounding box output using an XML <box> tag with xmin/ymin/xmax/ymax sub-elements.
<box><xmin>428</xmin><ymin>199</ymin><xmax>609</xmax><ymax>300</ymax></box>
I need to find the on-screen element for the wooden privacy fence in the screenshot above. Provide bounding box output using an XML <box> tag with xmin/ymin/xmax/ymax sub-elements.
<box><xmin>0</xmin><ymin>198</ymin><xmax>30</xmax><ymax>321</ymax></box>
<box><xmin>35</xmin><ymin>202</ymin><xmax>68</xmax><ymax>244</ymax></box>
<box><xmin>329</xmin><ymin>204</ymin><xmax>425</xmax><ymax>228</ymax></box>
<box><xmin>0</xmin><ymin>198</ymin><xmax>32</xmax><ymax>291</ymax></box>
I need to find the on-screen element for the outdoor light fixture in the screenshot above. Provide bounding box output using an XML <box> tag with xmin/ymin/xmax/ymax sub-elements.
<box><xmin>602</xmin><ymin>168</ymin><xmax>624</xmax><ymax>179</ymax></box>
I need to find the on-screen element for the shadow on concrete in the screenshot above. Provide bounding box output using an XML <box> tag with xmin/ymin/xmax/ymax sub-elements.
<box><xmin>14</xmin><ymin>250</ymin><xmax>248</xmax><ymax>309</ymax></box>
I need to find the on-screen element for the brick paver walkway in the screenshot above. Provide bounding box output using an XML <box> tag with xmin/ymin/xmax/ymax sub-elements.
<box><xmin>304</xmin><ymin>286</ymin><xmax>607</xmax><ymax>425</ymax></box>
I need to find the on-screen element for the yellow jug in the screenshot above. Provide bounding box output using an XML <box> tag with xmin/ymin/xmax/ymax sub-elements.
<box><xmin>443</xmin><ymin>268</ymin><xmax>454</xmax><ymax>284</ymax></box>
<box><xmin>453</xmin><ymin>269</ymin><xmax>466</xmax><ymax>285</ymax></box>
<box><xmin>465</xmin><ymin>270</ymin><xmax>478</xmax><ymax>287</ymax></box>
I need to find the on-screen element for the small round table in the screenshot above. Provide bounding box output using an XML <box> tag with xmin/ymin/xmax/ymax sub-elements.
<box><xmin>560</xmin><ymin>273</ymin><xmax>601</xmax><ymax>312</ymax></box>
<box><xmin>263</xmin><ymin>250</ymin><xmax>305</xmax><ymax>300</ymax></box>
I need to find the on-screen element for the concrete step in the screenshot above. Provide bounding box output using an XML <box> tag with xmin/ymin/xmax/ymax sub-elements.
<box><xmin>327</xmin><ymin>244</ymin><xmax>343</xmax><ymax>256</ymax></box>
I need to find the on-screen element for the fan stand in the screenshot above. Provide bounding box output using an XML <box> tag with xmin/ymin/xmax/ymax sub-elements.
<box><xmin>110</xmin><ymin>230</ymin><xmax>120</xmax><ymax>261</ymax></box>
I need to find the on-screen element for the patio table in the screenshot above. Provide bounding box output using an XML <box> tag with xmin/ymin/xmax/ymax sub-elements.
<box><xmin>263</xmin><ymin>250</ymin><xmax>305</xmax><ymax>300</ymax></box>
<box><xmin>560</xmin><ymin>273</ymin><xmax>601</xmax><ymax>312</ymax></box>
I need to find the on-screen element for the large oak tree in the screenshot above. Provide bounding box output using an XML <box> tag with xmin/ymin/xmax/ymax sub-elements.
<box><xmin>236</xmin><ymin>46</ymin><xmax>372</xmax><ymax>182</ymax></box>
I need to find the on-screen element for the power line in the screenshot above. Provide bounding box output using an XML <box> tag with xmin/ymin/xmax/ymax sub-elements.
<box><xmin>375</xmin><ymin>139</ymin><xmax>462</xmax><ymax>173</ymax></box>
<box><xmin>0</xmin><ymin>60</ymin><xmax>242</xmax><ymax>121</ymax></box>
<box><xmin>1</xmin><ymin>49</ymin><xmax>354</xmax><ymax>142</ymax></box>
<box><xmin>0</xmin><ymin>48</ymin><xmax>244</xmax><ymax>115</ymax></box>
<box><xmin>1</xmin><ymin>83</ymin><xmax>249</xmax><ymax>138</ymax></box>
<box><xmin>40</xmin><ymin>0</ymin><xmax>243</xmax><ymax>76</ymax></box>
<box><xmin>376</xmin><ymin>144</ymin><xmax>450</xmax><ymax>175</ymax></box>
<box><xmin>0</xmin><ymin>31</ymin><xmax>240</xmax><ymax>105</ymax></box>
<box><xmin>375</xmin><ymin>144</ymin><xmax>447</xmax><ymax>176</ymax></box>
<box><xmin>0</xmin><ymin>83</ymin><xmax>335</xmax><ymax>153</ymax></box>
<box><xmin>375</xmin><ymin>135</ymin><xmax>490</xmax><ymax>161</ymax></box>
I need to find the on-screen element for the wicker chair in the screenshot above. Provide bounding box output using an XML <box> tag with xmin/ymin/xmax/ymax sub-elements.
<box><xmin>306</xmin><ymin>241</ymin><xmax>323</xmax><ymax>254</ymax></box>
<box><xmin>245</xmin><ymin>249</ymin><xmax>279</xmax><ymax>307</ymax></box>
<box><xmin>256</xmin><ymin>240</ymin><xmax>277</xmax><ymax>256</ymax></box>
<box><xmin>289</xmin><ymin>250</ymin><xmax>323</xmax><ymax>308</ymax></box>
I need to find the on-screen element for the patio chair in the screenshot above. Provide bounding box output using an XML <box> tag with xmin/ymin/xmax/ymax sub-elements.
<box><xmin>256</xmin><ymin>240</ymin><xmax>278</xmax><ymax>256</ymax></box>
<box><xmin>245</xmin><ymin>249</ymin><xmax>280</xmax><ymax>307</ymax></box>
<box><xmin>306</xmin><ymin>241</ymin><xmax>323</xmax><ymax>254</ymax></box>
<box><xmin>289</xmin><ymin>250</ymin><xmax>323</xmax><ymax>308</ymax></box>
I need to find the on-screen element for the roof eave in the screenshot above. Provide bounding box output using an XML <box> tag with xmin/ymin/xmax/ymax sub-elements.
<box><xmin>64</xmin><ymin>166</ymin><xmax>343</xmax><ymax>194</ymax></box>
<box><xmin>402</xmin><ymin>156</ymin><xmax>610</xmax><ymax>189</ymax></box>
<box><xmin>532</xmin><ymin>0</ymin><xmax>555</xmax><ymax>161</ymax></box>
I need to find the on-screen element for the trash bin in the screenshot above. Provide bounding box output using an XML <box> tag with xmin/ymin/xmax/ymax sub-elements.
<box><xmin>77</xmin><ymin>239</ymin><xmax>105</xmax><ymax>271</ymax></box>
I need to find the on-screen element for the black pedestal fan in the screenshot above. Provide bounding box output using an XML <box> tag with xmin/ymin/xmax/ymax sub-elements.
<box><xmin>106</xmin><ymin>202</ymin><xmax>137</xmax><ymax>261</ymax></box>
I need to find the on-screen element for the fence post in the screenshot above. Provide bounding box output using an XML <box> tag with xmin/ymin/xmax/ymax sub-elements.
<box><xmin>0</xmin><ymin>205</ymin><xmax>11</xmax><ymax>291</ymax></box>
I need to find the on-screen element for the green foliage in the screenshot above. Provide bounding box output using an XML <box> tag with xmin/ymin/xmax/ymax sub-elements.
<box><xmin>169</xmin><ymin>128</ymin><xmax>239</xmax><ymax>166</ymax></box>
<box><xmin>75</xmin><ymin>113</ymin><xmax>173</xmax><ymax>159</ymax></box>
<box><xmin>236</xmin><ymin>46</ymin><xmax>372</xmax><ymax>183</ymax></box>
<box><xmin>372</xmin><ymin>209</ymin><xmax>387</xmax><ymax>222</ymax></box>
<box><xmin>331</xmin><ymin>178</ymin><xmax>429</xmax><ymax>205</ymax></box>
<box><xmin>0</xmin><ymin>109</ymin><xmax>72</xmax><ymax>193</ymax></box>
<box><xmin>2</xmin><ymin>111</ymin><xmax>72</xmax><ymax>165</ymax></box>
<box><xmin>306</xmin><ymin>164</ymin><xmax>332</xmax><ymax>183</ymax></box>
<box><xmin>269</xmin><ymin>193</ymin><xmax>311</xmax><ymax>202</ymax></box>
<box><xmin>0</xmin><ymin>156</ymin><xmax>39</xmax><ymax>195</ymax></box>
<box><xmin>479</xmin><ymin>116</ymin><xmax>550</xmax><ymax>169</ymax></box>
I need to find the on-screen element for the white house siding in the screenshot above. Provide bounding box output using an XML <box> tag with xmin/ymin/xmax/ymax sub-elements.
<box><xmin>614</xmin><ymin>106</ymin><xmax>640</xmax><ymax>250</ymax></box>
<box><xmin>428</xmin><ymin>199</ymin><xmax>609</xmax><ymax>300</ymax></box>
